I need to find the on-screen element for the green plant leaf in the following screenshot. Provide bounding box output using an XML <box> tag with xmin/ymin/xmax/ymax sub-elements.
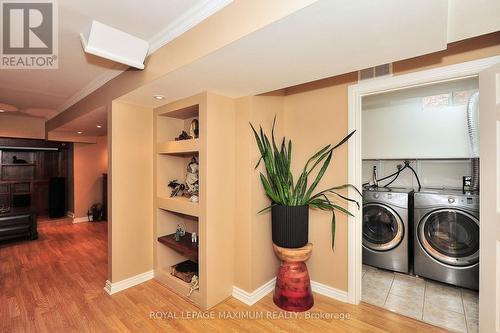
<box><xmin>304</xmin><ymin>150</ymin><xmax>332</xmax><ymax>201</ymax></box>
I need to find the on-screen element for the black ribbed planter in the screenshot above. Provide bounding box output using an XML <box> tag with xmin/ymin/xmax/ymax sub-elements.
<box><xmin>272</xmin><ymin>205</ymin><xmax>309</xmax><ymax>248</ymax></box>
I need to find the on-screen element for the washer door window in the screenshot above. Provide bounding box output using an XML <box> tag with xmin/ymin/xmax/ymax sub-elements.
<box><xmin>418</xmin><ymin>209</ymin><xmax>479</xmax><ymax>266</ymax></box>
<box><xmin>363</xmin><ymin>203</ymin><xmax>404</xmax><ymax>251</ymax></box>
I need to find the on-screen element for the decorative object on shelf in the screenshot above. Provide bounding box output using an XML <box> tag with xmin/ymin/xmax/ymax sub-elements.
<box><xmin>175</xmin><ymin>130</ymin><xmax>192</xmax><ymax>141</ymax></box>
<box><xmin>0</xmin><ymin>205</ymin><xmax>10</xmax><ymax>214</ymax></box>
<box><xmin>12</xmin><ymin>156</ymin><xmax>28</xmax><ymax>164</ymax></box>
<box><xmin>273</xmin><ymin>243</ymin><xmax>313</xmax><ymax>312</ymax></box>
<box><xmin>250</xmin><ymin>116</ymin><xmax>361</xmax><ymax>250</ymax></box>
<box><xmin>171</xmin><ymin>260</ymin><xmax>199</xmax><ymax>283</ymax></box>
<box><xmin>187</xmin><ymin>274</ymin><xmax>199</xmax><ymax>297</ymax></box>
<box><xmin>168</xmin><ymin>180</ymin><xmax>185</xmax><ymax>197</ymax></box>
<box><xmin>189</xmin><ymin>119</ymin><xmax>199</xmax><ymax>138</ymax></box>
<box><xmin>175</xmin><ymin>228</ymin><xmax>181</xmax><ymax>242</ymax></box>
<box><xmin>177</xmin><ymin>223</ymin><xmax>186</xmax><ymax>237</ymax></box>
<box><xmin>185</xmin><ymin>157</ymin><xmax>199</xmax><ymax>200</ymax></box>
<box><xmin>191</xmin><ymin>232</ymin><xmax>197</xmax><ymax>244</ymax></box>
<box><xmin>189</xmin><ymin>195</ymin><xmax>199</xmax><ymax>203</ymax></box>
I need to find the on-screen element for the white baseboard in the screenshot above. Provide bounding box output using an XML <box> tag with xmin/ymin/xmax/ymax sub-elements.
<box><xmin>232</xmin><ymin>278</ymin><xmax>276</xmax><ymax>306</ymax></box>
<box><xmin>73</xmin><ymin>216</ymin><xmax>90</xmax><ymax>223</ymax></box>
<box><xmin>66</xmin><ymin>211</ymin><xmax>75</xmax><ymax>218</ymax></box>
<box><xmin>311</xmin><ymin>280</ymin><xmax>349</xmax><ymax>303</ymax></box>
<box><xmin>104</xmin><ymin>270</ymin><xmax>154</xmax><ymax>295</ymax></box>
<box><xmin>232</xmin><ymin>278</ymin><xmax>348</xmax><ymax>306</ymax></box>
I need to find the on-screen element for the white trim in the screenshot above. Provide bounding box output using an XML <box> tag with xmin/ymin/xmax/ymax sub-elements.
<box><xmin>347</xmin><ymin>55</ymin><xmax>500</xmax><ymax>305</ymax></box>
<box><xmin>232</xmin><ymin>278</ymin><xmax>276</xmax><ymax>306</ymax></box>
<box><xmin>232</xmin><ymin>278</ymin><xmax>348</xmax><ymax>306</ymax></box>
<box><xmin>311</xmin><ymin>281</ymin><xmax>349</xmax><ymax>303</ymax></box>
<box><xmin>66</xmin><ymin>211</ymin><xmax>75</xmax><ymax>218</ymax></box>
<box><xmin>73</xmin><ymin>216</ymin><xmax>90</xmax><ymax>223</ymax></box>
<box><xmin>148</xmin><ymin>0</ymin><xmax>233</xmax><ymax>54</ymax></box>
<box><xmin>55</xmin><ymin>66</ymin><xmax>126</xmax><ymax>116</ymax></box>
<box><xmin>104</xmin><ymin>270</ymin><xmax>154</xmax><ymax>295</ymax></box>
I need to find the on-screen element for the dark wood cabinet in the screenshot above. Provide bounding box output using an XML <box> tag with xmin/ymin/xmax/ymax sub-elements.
<box><xmin>0</xmin><ymin>138</ymin><xmax>71</xmax><ymax>216</ymax></box>
<box><xmin>0</xmin><ymin>207</ymin><xmax>37</xmax><ymax>242</ymax></box>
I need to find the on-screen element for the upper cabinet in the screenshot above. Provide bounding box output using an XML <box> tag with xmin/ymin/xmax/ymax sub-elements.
<box><xmin>362</xmin><ymin>77</ymin><xmax>479</xmax><ymax>159</ymax></box>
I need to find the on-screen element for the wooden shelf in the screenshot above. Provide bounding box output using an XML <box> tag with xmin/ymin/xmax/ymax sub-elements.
<box><xmin>157</xmin><ymin>139</ymin><xmax>199</xmax><ymax>155</ymax></box>
<box><xmin>2</xmin><ymin>164</ymin><xmax>35</xmax><ymax>167</ymax></box>
<box><xmin>158</xmin><ymin>232</ymin><xmax>198</xmax><ymax>262</ymax></box>
<box><xmin>155</xmin><ymin>267</ymin><xmax>201</xmax><ymax>306</ymax></box>
<box><xmin>157</xmin><ymin>196</ymin><xmax>199</xmax><ymax>217</ymax></box>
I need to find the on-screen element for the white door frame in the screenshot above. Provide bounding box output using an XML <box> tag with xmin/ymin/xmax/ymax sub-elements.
<box><xmin>346</xmin><ymin>55</ymin><xmax>500</xmax><ymax>305</ymax></box>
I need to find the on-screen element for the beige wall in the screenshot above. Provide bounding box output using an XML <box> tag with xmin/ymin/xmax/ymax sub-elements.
<box><xmin>110</xmin><ymin>101</ymin><xmax>153</xmax><ymax>282</ymax></box>
<box><xmin>236</xmin><ymin>33</ymin><xmax>500</xmax><ymax>293</ymax></box>
<box><xmin>234</xmin><ymin>96</ymin><xmax>284</xmax><ymax>292</ymax></box>
<box><xmin>73</xmin><ymin>136</ymin><xmax>108</xmax><ymax>218</ymax></box>
<box><xmin>0</xmin><ymin>114</ymin><xmax>45</xmax><ymax>139</ymax></box>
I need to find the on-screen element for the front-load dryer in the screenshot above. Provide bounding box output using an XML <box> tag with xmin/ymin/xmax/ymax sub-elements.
<box><xmin>362</xmin><ymin>187</ymin><xmax>413</xmax><ymax>273</ymax></box>
<box><xmin>413</xmin><ymin>189</ymin><xmax>479</xmax><ymax>290</ymax></box>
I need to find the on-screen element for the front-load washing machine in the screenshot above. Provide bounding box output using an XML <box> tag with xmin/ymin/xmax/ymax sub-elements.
<box><xmin>413</xmin><ymin>189</ymin><xmax>479</xmax><ymax>290</ymax></box>
<box><xmin>362</xmin><ymin>187</ymin><xmax>413</xmax><ymax>273</ymax></box>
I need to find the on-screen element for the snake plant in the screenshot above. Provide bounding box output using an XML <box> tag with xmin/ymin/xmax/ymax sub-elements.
<box><xmin>250</xmin><ymin>117</ymin><xmax>361</xmax><ymax>249</ymax></box>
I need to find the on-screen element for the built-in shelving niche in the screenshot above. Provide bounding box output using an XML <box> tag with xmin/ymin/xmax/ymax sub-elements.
<box><xmin>155</xmin><ymin>99</ymin><xmax>201</xmax><ymax>306</ymax></box>
<box><xmin>153</xmin><ymin>92</ymin><xmax>235</xmax><ymax>310</ymax></box>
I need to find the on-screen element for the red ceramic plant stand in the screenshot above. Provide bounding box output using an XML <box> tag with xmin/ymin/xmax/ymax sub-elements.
<box><xmin>272</xmin><ymin>243</ymin><xmax>314</xmax><ymax>312</ymax></box>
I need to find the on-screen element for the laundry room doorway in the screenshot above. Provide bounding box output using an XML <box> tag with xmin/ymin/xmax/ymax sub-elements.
<box><xmin>347</xmin><ymin>56</ymin><xmax>500</xmax><ymax>333</ymax></box>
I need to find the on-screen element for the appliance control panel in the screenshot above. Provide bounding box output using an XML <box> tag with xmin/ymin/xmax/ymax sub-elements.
<box><xmin>414</xmin><ymin>192</ymin><xmax>479</xmax><ymax>209</ymax></box>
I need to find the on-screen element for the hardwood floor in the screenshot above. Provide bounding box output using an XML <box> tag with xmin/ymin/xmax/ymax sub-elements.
<box><xmin>0</xmin><ymin>218</ymin><xmax>449</xmax><ymax>332</ymax></box>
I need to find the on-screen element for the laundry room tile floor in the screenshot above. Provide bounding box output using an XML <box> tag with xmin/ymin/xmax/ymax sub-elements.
<box><xmin>362</xmin><ymin>265</ymin><xmax>479</xmax><ymax>333</ymax></box>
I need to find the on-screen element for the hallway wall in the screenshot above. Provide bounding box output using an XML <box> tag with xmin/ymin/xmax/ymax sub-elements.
<box><xmin>73</xmin><ymin>136</ymin><xmax>108</xmax><ymax>219</ymax></box>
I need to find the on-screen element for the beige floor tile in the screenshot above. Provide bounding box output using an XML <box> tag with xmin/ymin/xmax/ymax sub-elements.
<box><xmin>390</xmin><ymin>274</ymin><xmax>425</xmax><ymax>300</ymax></box>
<box><xmin>461</xmin><ymin>288</ymin><xmax>479</xmax><ymax>303</ymax></box>
<box><xmin>362</xmin><ymin>277</ymin><xmax>391</xmax><ymax>307</ymax></box>
<box><xmin>425</xmin><ymin>280</ymin><xmax>464</xmax><ymax>314</ymax></box>
<box><xmin>426</xmin><ymin>280</ymin><xmax>462</xmax><ymax>297</ymax></box>
<box><xmin>423</xmin><ymin>302</ymin><xmax>467</xmax><ymax>333</ymax></box>
<box><xmin>466</xmin><ymin>315</ymin><xmax>479</xmax><ymax>333</ymax></box>
<box><xmin>384</xmin><ymin>293</ymin><xmax>424</xmax><ymax>320</ymax></box>
<box><xmin>363</xmin><ymin>268</ymin><xmax>394</xmax><ymax>290</ymax></box>
<box><xmin>463</xmin><ymin>297</ymin><xmax>479</xmax><ymax>321</ymax></box>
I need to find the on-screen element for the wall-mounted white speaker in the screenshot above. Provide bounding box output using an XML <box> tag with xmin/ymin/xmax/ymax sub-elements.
<box><xmin>80</xmin><ymin>20</ymin><xmax>149</xmax><ymax>70</ymax></box>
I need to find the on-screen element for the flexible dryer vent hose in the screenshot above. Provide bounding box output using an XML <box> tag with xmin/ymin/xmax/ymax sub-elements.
<box><xmin>466</xmin><ymin>91</ymin><xmax>480</xmax><ymax>192</ymax></box>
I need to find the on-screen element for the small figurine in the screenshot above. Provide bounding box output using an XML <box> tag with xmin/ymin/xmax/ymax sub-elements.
<box><xmin>187</xmin><ymin>275</ymin><xmax>199</xmax><ymax>297</ymax></box>
<box><xmin>168</xmin><ymin>180</ymin><xmax>185</xmax><ymax>197</ymax></box>
<box><xmin>191</xmin><ymin>232</ymin><xmax>197</xmax><ymax>244</ymax></box>
<box><xmin>175</xmin><ymin>228</ymin><xmax>180</xmax><ymax>242</ymax></box>
<box><xmin>189</xmin><ymin>119</ymin><xmax>199</xmax><ymax>139</ymax></box>
<box><xmin>12</xmin><ymin>156</ymin><xmax>28</xmax><ymax>164</ymax></box>
<box><xmin>185</xmin><ymin>157</ymin><xmax>199</xmax><ymax>200</ymax></box>
<box><xmin>175</xmin><ymin>130</ymin><xmax>192</xmax><ymax>141</ymax></box>
<box><xmin>176</xmin><ymin>224</ymin><xmax>186</xmax><ymax>237</ymax></box>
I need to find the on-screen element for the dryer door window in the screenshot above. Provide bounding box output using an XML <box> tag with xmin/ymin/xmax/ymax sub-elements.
<box><xmin>418</xmin><ymin>209</ymin><xmax>479</xmax><ymax>266</ymax></box>
<box><xmin>363</xmin><ymin>203</ymin><xmax>404</xmax><ymax>251</ymax></box>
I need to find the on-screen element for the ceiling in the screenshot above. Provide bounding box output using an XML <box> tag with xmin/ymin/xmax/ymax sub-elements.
<box><xmin>121</xmin><ymin>0</ymin><xmax>450</xmax><ymax>107</ymax></box>
<box><xmin>0</xmin><ymin>0</ymin><xmax>230</xmax><ymax>123</ymax></box>
<box><xmin>2</xmin><ymin>0</ymin><xmax>499</xmax><ymax>140</ymax></box>
<box><xmin>55</xmin><ymin>106</ymin><xmax>107</xmax><ymax>137</ymax></box>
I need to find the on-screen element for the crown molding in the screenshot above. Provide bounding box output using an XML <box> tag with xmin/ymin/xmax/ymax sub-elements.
<box><xmin>148</xmin><ymin>0</ymin><xmax>233</xmax><ymax>54</ymax></box>
<box><xmin>54</xmin><ymin>65</ymin><xmax>126</xmax><ymax>117</ymax></box>
<box><xmin>54</xmin><ymin>0</ymin><xmax>232</xmax><ymax>118</ymax></box>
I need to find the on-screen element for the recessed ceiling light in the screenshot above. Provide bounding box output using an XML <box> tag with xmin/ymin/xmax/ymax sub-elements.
<box><xmin>0</xmin><ymin>110</ymin><xmax>4</xmax><ymax>113</ymax></box>
<box><xmin>153</xmin><ymin>95</ymin><xmax>165</xmax><ymax>100</ymax></box>
<box><xmin>77</xmin><ymin>131</ymin><xmax>83</xmax><ymax>134</ymax></box>
<box><xmin>96</xmin><ymin>125</ymin><xmax>102</xmax><ymax>128</ymax></box>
